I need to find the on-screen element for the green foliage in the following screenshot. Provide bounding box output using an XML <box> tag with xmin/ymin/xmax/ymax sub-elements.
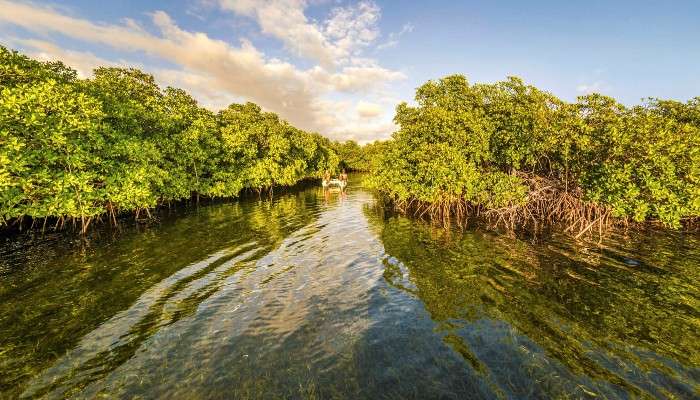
<box><xmin>367</xmin><ymin>75</ymin><xmax>528</xmax><ymax>208</ymax></box>
<box><xmin>474</xmin><ymin>76</ymin><xmax>564</xmax><ymax>171</ymax></box>
<box><xmin>3</xmin><ymin>43</ymin><xmax>696</xmax><ymax>230</ymax></box>
<box><xmin>331</xmin><ymin>140</ymin><xmax>390</xmax><ymax>172</ymax></box>
<box><xmin>0</xmin><ymin>79</ymin><xmax>105</xmax><ymax>222</ymax></box>
<box><xmin>215</xmin><ymin>103</ymin><xmax>336</xmax><ymax>194</ymax></box>
<box><xmin>572</xmin><ymin>96</ymin><xmax>700</xmax><ymax>226</ymax></box>
<box><xmin>0</xmin><ymin>46</ymin><xmax>338</xmax><ymax>229</ymax></box>
<box><xmin>159</xmin><ymin>87</ymin><xmax>220</xmax><ymax>200</ymax></box>
<box><xmin>84</xmin><ymin>67</ymin><xmax>166</xmax><ymax>211</ymax></box>
<box><xmin>1</xmin><ymin>45</ymin><xmax>77</xmax><ymax>87</ymax></box>
<box><xmin>368</xmin><ymin>74</ymin><xmax>700</xmax><ymax>226</ymax></box>
<box><xmin>333</xmin><ymin>140</ymin><xmax>364</xmax><ymax>171</ymax></box>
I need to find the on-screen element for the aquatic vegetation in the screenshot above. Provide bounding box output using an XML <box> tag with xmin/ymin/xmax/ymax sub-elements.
<box><xmin>0</xmin><ymin>46</ymin><xmax>338</xmax><ymax>232</ymax></box>
<box><xmin>366</xmin><ymin>75</ymin><xmax>700</xmax><ymax>233</ymax></box>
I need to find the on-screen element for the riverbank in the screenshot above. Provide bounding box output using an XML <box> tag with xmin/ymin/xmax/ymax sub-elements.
<box><xmin>0</xmin><ymin>176</ymin><xmax>327</xmax><ymax>237</ymax></box>
<box><xmin>370</xmin><ymin>172</ymin><xmax>700</xmax><ymax>239</ymax></box>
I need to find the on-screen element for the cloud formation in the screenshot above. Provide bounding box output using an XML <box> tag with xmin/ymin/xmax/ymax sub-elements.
<box><xmin>217</xmin><ymin>0</ymin><xmax>380</xmax><ymax>67</ymax></box>
<box><xmin>0</xmin><ymin>0</ymin><xmax>405</xmax><ymax>141</ymax></box>
<box><xmin>356</xmin><ymin>101</ymin><xmax>383</xmax><ymax>118</ymax></box>
<box><xmin>377</xmin><ymin>23</ymin><xmax>414</xmax><ymax>50</ymax></box>
<box><xmin>10</xmin><ymin>38</ymin><xmax>119</xmax><ymax>79</ymax></box>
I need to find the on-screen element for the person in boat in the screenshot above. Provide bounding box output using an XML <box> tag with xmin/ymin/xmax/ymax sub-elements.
<box><xmin>322</xmin><ymin>170</ymin><xmax>331</xmax><ymax>189</ymax></box>
<box><xmin>339</xmin><ymin>169</ymin><xmax>348</xmax><ymax>191</ymax></box>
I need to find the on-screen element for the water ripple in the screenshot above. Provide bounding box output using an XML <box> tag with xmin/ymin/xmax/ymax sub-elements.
<box><xmin>0</xmin><ymin>177</ymin><xmax>697</xmax><ymax>399</ymax></box>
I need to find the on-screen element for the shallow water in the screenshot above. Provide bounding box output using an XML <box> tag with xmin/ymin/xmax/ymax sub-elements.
<box><xmin>1</xmin><ymin>175</ymin><xmax>698</xmax><ymax>399</ymax></box>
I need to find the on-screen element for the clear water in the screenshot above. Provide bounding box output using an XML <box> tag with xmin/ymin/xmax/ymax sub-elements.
<box><xmin>1</xmin><ymin>175</ymin><xmax>698</xmax><ymax>399</ymax></box>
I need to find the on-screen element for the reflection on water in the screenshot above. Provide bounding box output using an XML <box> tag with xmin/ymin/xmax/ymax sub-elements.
<box><xmin>0</xmin><ymin>175</ymin><xmax>698</xmax><ymax>399</ymax></box>
<box><xmin>367</xmin><ymin>208</ymin><xmax>700</xmax><ymax>399</ymax></box>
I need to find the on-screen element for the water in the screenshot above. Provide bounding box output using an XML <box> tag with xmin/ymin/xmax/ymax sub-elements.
<box><xmin>1</xmin><ymin>175</ymin><xmax>698</xmax><ymax>399</ymax></box>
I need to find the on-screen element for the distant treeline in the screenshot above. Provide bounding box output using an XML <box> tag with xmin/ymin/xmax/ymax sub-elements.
<box><xmin>1</xmin><ymin>46</ymin><xmax>354</xmax><ymax>232</ymax></box>
<box><xmin>332</xmin><ymin>140</ymin><xmax>386</xmax><ymax>172</ymax></box>
<box><xmin>366</xmin><ymin>75</ymin><xmax>700</xmax><ymax>233</ymax></box>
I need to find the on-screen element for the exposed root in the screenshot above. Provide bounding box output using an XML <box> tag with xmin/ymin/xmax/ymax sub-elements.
<box><xmin>387</xmin><ymin>173</ymin><xmax>614</xmax><ymax>239</ymax></box>
<box><xmin>681</xmin><ymin>217</ymin><xmax>700</xmax><ymax>230</ymax></box>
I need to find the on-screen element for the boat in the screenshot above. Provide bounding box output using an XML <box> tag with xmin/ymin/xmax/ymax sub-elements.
<box><xmin>323</xmin><ymin>178</ymin><xmax>347</xmax><ymax>190</ymax></box>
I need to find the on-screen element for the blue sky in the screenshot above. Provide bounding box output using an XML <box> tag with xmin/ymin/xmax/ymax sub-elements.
<box><xmin>1</xmin><ymin>0</ymin><xmax>699</xmax><ymax>142</ymax></box>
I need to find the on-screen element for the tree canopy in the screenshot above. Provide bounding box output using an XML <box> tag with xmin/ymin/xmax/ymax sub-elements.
<box><xmin>2</xmin><ymin>47</ymin><xmax>697</xmax><ymax>234</ymax></box>
<box><xmin>0</xmin><ymin>46</ymin><xmax>338</xmax><ymax>231</ymax></box>
<box><xmin>367</xmin><ymin>74</ymin><xmax>700</xmax><ymax>229</ymax></box>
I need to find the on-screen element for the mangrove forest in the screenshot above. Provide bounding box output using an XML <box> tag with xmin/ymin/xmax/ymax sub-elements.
<box><xmin>1</xmin><ymin>46</ymin><xmax>339</xmax><ymax>233</ymax></box>
<box><xmin>2</xmin><ymin>47</ymin><xmax>699</xmax><ymax>237</ymax></box>
<box><xmin>367</xmin><ymin>75</ymin><xmax>700</xmax><ymax>235</ymax></box>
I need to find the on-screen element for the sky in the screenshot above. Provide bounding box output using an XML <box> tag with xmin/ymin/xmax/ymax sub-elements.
<box><xmin>1</xmin><ymin>0</ymin><xmax>699</xmax><ymax>142</ymax></box>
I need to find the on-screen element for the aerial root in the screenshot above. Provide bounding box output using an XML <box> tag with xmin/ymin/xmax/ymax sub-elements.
<box><xmin>390</xmin><ymin>173</ymin><xmax>614</xmax><ymax>238</ymax></box>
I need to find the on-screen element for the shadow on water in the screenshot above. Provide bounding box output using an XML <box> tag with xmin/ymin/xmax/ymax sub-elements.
<box><xmin>0</xmin><ymin>175</ymin><xmax>698</xmax><ymax>399</ymax></box>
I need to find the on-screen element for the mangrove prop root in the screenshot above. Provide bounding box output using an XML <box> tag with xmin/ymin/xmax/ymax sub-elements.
<box><xmin>389</xmin><ymin>173</ymin><xmax>614</xmax><ymax>238</ymax></box>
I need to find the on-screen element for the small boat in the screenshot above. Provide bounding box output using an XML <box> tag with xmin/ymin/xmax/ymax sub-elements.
<box><xmin>323</xmin><ymin>178</ymin><xmax>347</xmax><ymax>190</ymax></box>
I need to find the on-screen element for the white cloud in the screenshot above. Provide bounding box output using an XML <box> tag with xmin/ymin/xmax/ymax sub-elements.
<box><xmin>356</xmin><ymin>101</ymin><xmax>382</xmax><ymax>118</ymax></box>
<box><xmin>217</xmin><ymin>0</ymin><xmax>334</xmax><ymax>67</ymax></box>
<box><xmin>314</xmin><ymin>97</ymin><xmax>396</xmax><ymax>143</ymax></box>
<box><xmin>0</xmin><ymin>0</ymin><xmax>405</xmax><ymax>140</ymax></box>
<box><xmin>310</xmin><ymin>64</ymin><xmax>405</xmax><ymax>92</ymax></box>
<box><xmin>10</xmin><ymin>38</ymin><xmax>119</xmax><ymax>78</ymax></box>
<box><xmin>576</xmin><ymin>68</ymin><xmax>610</xmax><ymax>95</ymax></box>
<box><xmin>377</xmin><ymin>22</ymin><xmax>414</xmax><ymax>50</ymax></box>
<box><xmin>323</xmin><ymin>1</ymin><xmax>380</xmax><ymax>62</ymax></box>
<box><xmin>217</xmin><ymin>0</ymin><xmax>381</xmax><ymax>67</ymax></box>
<box><xmin>332</xmin><ymin>120</ymin><xmax>396</xmax><ymax>143</ymax></box>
